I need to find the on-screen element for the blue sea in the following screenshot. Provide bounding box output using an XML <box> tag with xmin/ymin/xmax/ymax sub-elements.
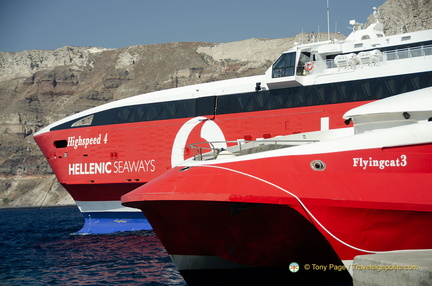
<box><xmin>0</xmin><ymin>206</ymin><xmax>187</xmax><ymax>285</ymax></box>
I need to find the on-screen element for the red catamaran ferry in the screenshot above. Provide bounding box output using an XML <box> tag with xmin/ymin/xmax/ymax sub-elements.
<box><xmin>122</xmin><ymin>87</ymin><xmax>432</xmax><ymax>285</ymax></box>
<box><xmin>34</xmin><ymin>15</ymin><xmax>432</xmax><ymax>233</ymax></box>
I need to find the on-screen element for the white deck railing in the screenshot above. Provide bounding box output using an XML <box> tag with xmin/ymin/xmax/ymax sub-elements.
<box><xmin>189</xmin><ymin>139</ymin><xmax>318</xmax><ymax>161</ymax></box>
<box><xmin>307</xmin><ymin>44</ymin><xmax>432</xmax><ymax>76</ymax></box>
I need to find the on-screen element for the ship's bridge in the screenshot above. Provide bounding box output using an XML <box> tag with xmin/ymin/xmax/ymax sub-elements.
<box><xmin>265</xmin><ymin>27</ymin><xmax>432</xmax><ymax>90</ymax></box>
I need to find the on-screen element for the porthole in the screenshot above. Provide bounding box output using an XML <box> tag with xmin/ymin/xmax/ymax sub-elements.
<box><xmin>310</xmin><ymin>160</ymin><xmax>326</xmax><ymax>171</ymax></box>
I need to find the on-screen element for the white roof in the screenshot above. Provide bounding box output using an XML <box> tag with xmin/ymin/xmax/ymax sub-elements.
<box><xmin>343</xmin><ymin>87</ymin><xmax>432</xmax><ymax>119</ymax></box>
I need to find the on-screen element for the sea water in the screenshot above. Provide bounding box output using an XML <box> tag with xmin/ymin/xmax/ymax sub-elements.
<box><xmin>0</xmin><ymin>206</ymin><xmax>186</xmax><ymax>285</ymax></box>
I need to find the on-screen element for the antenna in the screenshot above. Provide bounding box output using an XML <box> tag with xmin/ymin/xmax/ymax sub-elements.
<box><xmin>373</xmin><ymin>6</ymin><xmax>379</xmax><ymax>23</ymax></box>
<box><xmin>327</xmin><ymin>0</ymin><xmax>330</xmax><ymax>41</ymax></box>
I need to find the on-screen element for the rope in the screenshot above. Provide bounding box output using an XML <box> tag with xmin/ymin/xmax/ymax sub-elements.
<box><xmin>199</xmin><ymin>164</ymin><xmax>385</xmax><ymax>254</ymax></box>
<box><xmin>30</xmin><ymin>176</ymin><xmax>56</xmax><ymax>227</ymax></box>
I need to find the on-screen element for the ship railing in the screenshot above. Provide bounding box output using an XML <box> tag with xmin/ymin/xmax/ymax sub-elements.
<box><xmin>306</xmin><ymin>44</ymin><xmax>432</xmax><ymax>76</ymax></box>
<box><xmin>189</xmin><ymin>139</ymin><xmax>319</xmax><ymax>161</ymax></box>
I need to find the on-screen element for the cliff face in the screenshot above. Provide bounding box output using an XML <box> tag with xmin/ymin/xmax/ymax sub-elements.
<box><xmin>1</xmin><ymin>0</ymin><xmax>431</xmax><ymax>208</ymax></box>
<box><xmin>367</xmin><ymin>0</ymin><xmax>432</xmax><ymax>34</ymax></box>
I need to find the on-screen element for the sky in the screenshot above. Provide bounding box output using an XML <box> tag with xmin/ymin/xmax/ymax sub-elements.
<box><xmin>0</xmin><ymin>0</ymin><xmax>386</xmax><ymax>52</ymax></box>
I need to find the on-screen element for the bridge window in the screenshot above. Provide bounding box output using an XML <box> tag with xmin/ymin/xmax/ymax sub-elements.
<box><xmin>71</xmin><ymin>115</ymin><xmax>94</xmax><ymax>127</ymax></box>
<box><xmin>272</xmin><ymin>52</ymin><xmax>296</xmax><ymax>78</ymax></box>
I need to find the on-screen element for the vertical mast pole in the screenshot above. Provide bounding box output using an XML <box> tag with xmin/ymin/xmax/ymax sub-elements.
<box><xmin>327</xmin><ymin>0</ymin><xmax>330</xmax><ymax>41</ymax></box>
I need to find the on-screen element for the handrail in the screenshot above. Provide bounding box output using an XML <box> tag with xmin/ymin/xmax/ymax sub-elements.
<box><xmin>305</xmin><ymin>44</ymin><xmax>432</xmax><ymax>76</ymax></box>
<box><xmin>189</xmin><ymin>139</ymin><xmax>319</xmax><ymax>161</ymax></box>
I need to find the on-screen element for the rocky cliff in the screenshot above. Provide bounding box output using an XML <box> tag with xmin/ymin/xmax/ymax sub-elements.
<box><xmin>1</xmin><ymin>0</ymin><xmax>431</xmax><ymax>208</ymax></box>
<box><xmin>368</xmin><ymin>0</ymin><xmax>432</xmax><ymax>35</ymax></box>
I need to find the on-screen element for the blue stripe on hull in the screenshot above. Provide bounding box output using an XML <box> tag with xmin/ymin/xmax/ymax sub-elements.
<box><xmin>77</xmin><ymin>212</ymin><xmax>152</xmax><ymax>234</ymax></box>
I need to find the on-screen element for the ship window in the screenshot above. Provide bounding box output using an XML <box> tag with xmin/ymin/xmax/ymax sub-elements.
<box><xmin>49</xmin><ymin>71</ymin><xmax>432</xmax><ymax>131</ymax></box>
<box><xmin>71</xmin><ymin>115</ymin><xmax>94</xmax><ymax>127</ymax></box>
<box><xmin>134</xmin><ymin>105</ymin><xmax>148</xmax><ymax>121</ymax></box>
<box><xmin>166</xmin><ymin>102</ymin><xmax>177</xmax><ymax>118</ymax></box>
<box><xmin>109</xmin><ymin>99</ymin><xmax>197</xmax><ymax>124</ymax></box>
<box><xmin>272</xmin><ymin>52</ymin><xmax>296</xmax><ymax>78</ymax></box>
<box><xmin>115</xmin><ymin>107</ymin><xmax>132</xmax><ymax>123</ymax></box>
<box><xmin>196</xmin><ymin>96</ymin><xmax>216</xmax><ymax>116</ymax></box>
<box><xmin>296</xmin><ymin>52</ymin><xmax>311</xmax><ymax>76</ymax></box>
<box><xmin>141</xmin><ymin>105</ymin><xmax>158</xmax><ymax>121</ymax></box>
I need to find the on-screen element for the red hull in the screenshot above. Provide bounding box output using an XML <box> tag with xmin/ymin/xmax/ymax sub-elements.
<box><xmin>139</xmin><ymin>200</ymin><xmax>353</xmax><ymax>285</ymax></box>
<box><xmin>122</xmin><ymin>142</ymin><xmax>432</xmax><ymax>283</ymax></box>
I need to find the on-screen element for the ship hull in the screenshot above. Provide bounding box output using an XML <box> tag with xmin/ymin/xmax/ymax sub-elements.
<box><xmin>34</xmin><ymin>100</ymin><xmax>372</xmax><ymax>233</ymax></box>
<box><xmin>122</xmin><ymin>131</ymin><xmax>432</xmax><ymax>284</ymax></box>
<box><xmin>138</xmin><ymin>200</ymin><xmax>353</xmax><ymax>285</ymax></box>
<box><xmin>61</xmin><ymin>182</ymin><xmax>152</xmax><ymax>233</ymax></box>
<box><xmin>74</xmin><ymin>199</ymin><xmax>151</xmax><ymax>234</ymax></box>
<box><xmin>77</xmin><ymin>210</ymin><xmax>150</xmax><ymax>234</ymax></box>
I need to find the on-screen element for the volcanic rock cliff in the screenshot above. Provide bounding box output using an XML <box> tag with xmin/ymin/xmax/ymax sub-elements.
<box><xmin>0</xmin><ymin>0</ymin><xmax>431</xmax><ymax>208</ymax></box>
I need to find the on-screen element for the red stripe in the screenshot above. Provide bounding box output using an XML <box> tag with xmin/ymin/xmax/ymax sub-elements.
<box><xmin>64</xmin><ymin>182</ymin><xmax>144</xmax><ymax>201</ymax></box>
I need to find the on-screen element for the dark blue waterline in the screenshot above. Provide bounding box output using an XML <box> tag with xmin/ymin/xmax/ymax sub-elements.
<box><xmin>79</xmin><ymin>211</ymin><xmax>152</xmax><ymax>234</ymax></box>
